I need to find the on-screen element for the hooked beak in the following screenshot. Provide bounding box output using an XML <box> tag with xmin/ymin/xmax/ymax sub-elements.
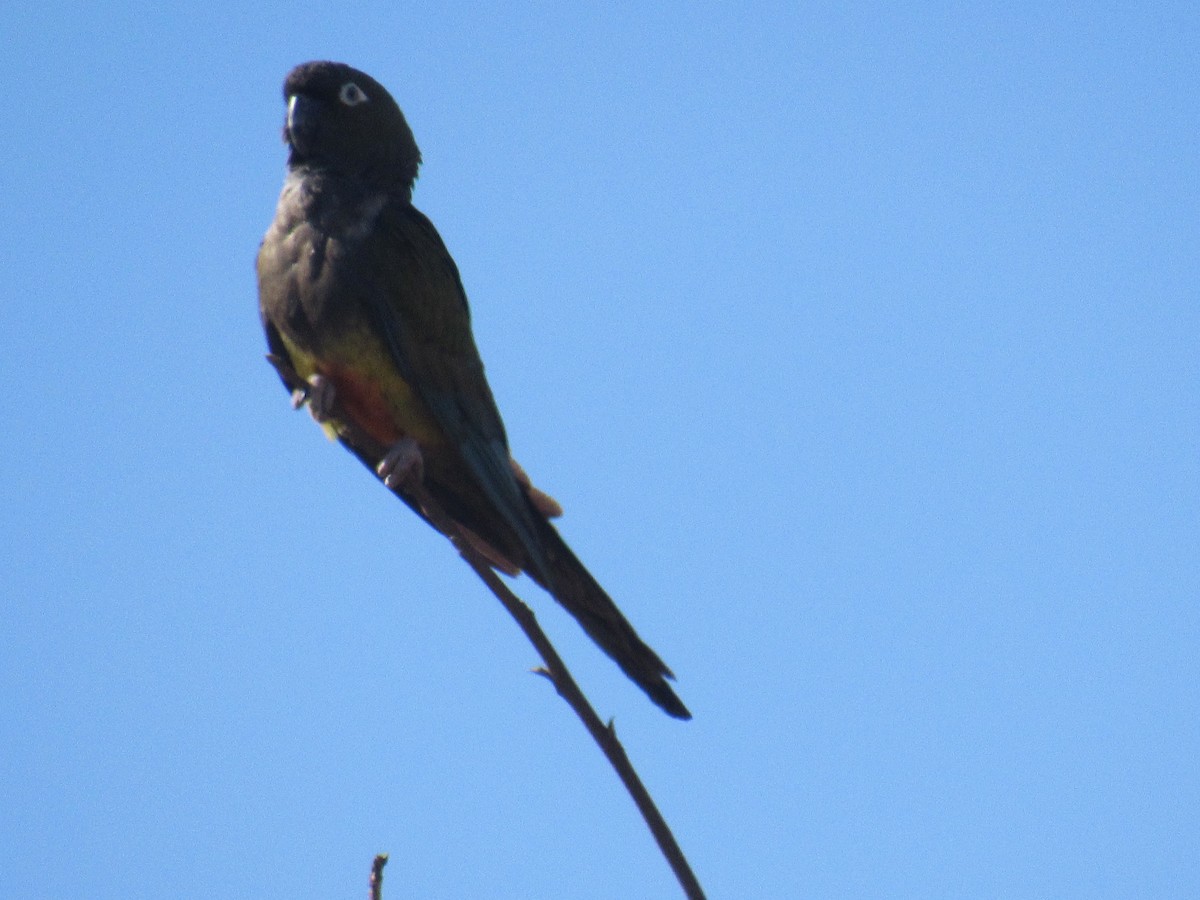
<box><xmin>284</xmin><ymin>94</ymin><xmax>318</xmax><ymax>152</ymax></box>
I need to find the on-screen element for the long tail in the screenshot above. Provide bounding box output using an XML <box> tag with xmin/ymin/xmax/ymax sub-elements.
<box><xmin>342</xmin><ymin>435</ymin><xmax>690</xmax><ymax>718</ymax></box>
<box><xmin>525</xmin><ymin>517</ymin><xmax>691</xmax><ymax>719</ymax></box>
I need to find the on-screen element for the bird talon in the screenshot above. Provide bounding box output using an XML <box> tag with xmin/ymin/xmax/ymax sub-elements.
<box><xmin>306</xmin><ymin>374</ymin><xmax>337</xmax><ymax>423</ymax></box>
<box><xmin>377</xmin><ymin>437</ymin><xmax>424</xmax><ymax>489</ymax></box>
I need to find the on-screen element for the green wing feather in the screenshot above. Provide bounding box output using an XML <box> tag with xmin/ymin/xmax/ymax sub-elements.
<box><xmin>362</xmin><ymin>200</ymin><xmax>549</xmax><ymax>580</ymax></box>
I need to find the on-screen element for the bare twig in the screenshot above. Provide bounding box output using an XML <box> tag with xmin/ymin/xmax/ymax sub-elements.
<box><xmin>452</xmin><ymin>549</ymin><xmax>706</xmax><ymax>900</ymax></box>
<box><xmin>267</xmin><ymin>355</ymin><xmax>705</xmax><ymax>900</ymax></box>
<box><xmin>369</xmin><ymin>854</ymin><xmax>388</xmax><ymax>900</ymax></box>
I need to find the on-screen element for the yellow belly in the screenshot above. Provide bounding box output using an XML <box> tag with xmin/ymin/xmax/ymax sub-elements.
<box><xmin>279</xmin><ymin>329</ymin><xmax>445</xmax><ymax>449</ymax></box>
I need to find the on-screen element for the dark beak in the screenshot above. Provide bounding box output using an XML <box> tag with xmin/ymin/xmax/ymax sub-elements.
<box><xmin>284</xmin><ymin>94</ymin><xmax>319</xmax><ymax>152</ymax></box>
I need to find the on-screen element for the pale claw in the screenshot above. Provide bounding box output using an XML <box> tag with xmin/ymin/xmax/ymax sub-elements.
<box><xmin>306</xmin><ymin>374</ymin><xmax>337</xmax><ymax>423</ymax></box>
<box><xmin>376</xmin><ymin>437</ymin><xmax>425</xmax><ymax>490</ymax></box>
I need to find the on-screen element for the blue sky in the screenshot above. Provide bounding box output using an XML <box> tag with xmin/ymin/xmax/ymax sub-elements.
<box><xmin>3</xmin><ymin>3</ymin><xmax>1197</xmax><ymax>897</ymax></box>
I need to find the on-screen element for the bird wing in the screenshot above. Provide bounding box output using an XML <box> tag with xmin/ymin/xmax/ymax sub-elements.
<box><xmin>359</xmin><ymin>199</ymin><xmax>548</xmax><ymax>578</ymax></box>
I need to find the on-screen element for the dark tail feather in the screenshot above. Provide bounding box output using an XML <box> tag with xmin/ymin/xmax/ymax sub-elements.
<box><xmin>525</xmin><ymin>518</ymin><xmax>691</xmax><ymax>720</ymax></box>
<box><xmin>347</xmin><ymin>433</ymin><xmax>690</xmax><ymax>717</ymax></box>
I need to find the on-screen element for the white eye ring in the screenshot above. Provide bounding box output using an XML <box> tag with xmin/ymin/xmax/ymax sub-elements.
<box><xmin>339</xmin><ymin>82</ymin><xmax>369</xmax><ymax>106</ymax></box>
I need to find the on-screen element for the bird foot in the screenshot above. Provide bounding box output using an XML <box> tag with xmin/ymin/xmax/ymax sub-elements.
<box><xmin>376</xmin><ymin>437</ymin><xmax>425</xmax><ymax>490</ymax></box>
<box><xmin>510</xmin><ymin>458</ymin><xmax>564</xmax><ymax>519</ymax></box>
<box><xmin>304</xmin><ymin>374</ymin><xmax>338</xmax><ymax>423</ymax></box>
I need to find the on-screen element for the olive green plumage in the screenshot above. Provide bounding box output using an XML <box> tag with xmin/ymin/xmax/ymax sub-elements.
<box><xmin>257</xmin><ymin>61</ymin><xmax>689</xmax><ymax>718</ymax></box>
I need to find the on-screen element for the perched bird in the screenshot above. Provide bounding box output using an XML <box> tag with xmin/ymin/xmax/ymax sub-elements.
<box><xmin>257</xmin><ymin>61</ymin><xmax>689</xmax><ymax>719</ymax></box>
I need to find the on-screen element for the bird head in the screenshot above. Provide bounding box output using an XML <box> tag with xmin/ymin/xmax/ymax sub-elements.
<box><xmin>281</xmin><ymin>61</ymin><xmax>422</xmax><ymax>193</ymax></box>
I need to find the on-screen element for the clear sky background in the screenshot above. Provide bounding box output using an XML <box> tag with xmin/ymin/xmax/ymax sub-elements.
<box><xmin>3</xmin><ymin>4</ymin><xmax>1197</xmax><ymax>898</ymax></box>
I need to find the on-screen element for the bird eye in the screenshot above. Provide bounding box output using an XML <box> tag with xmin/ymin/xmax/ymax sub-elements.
<box><xmin>339</xmin><ymin>82</ymin><xmax>369</xmax><ymax>106</ymax></box>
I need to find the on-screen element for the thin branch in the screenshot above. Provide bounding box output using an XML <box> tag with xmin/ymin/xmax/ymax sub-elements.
<box><xmin>452</xmin><ymin>552</ymin><xmax>706</xmax><ymax>900</ymax></box>
<box><xmin>268</xmin><ymin>355</ymin><xmax>705</xmax><ymax>900</ymax></box>
<box><xmin>369</xmin><ymin>854</ymin><xmax>388</xmax><ymax>900</ymax></box>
